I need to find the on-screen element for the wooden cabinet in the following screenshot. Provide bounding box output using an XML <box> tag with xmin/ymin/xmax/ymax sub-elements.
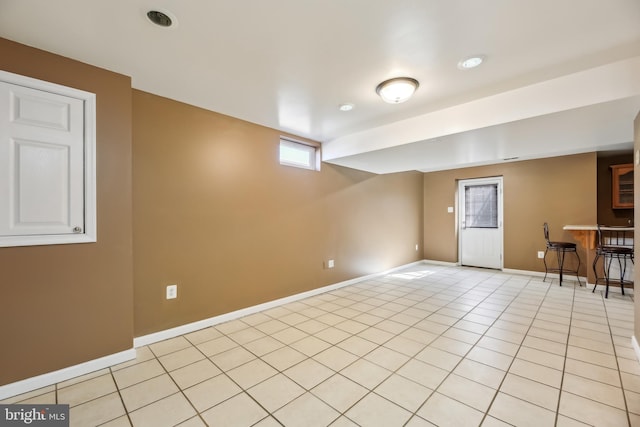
<box><xmin>611</xmin><ymin>163</ymin><xmax>634</xmax><ymax>209</ymax></box>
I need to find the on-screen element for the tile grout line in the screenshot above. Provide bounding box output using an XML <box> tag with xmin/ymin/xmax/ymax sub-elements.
<box><xmin>393</xmin><ymin>270</ymin><xmax>554</xmax><ymax>424</ymax></box>
<box><xmin>473</xmin><ymin>274</ymin><xmax>558</xmax><ymax>426</ymax></box>
<box><xmin>399</xmin><ymin>271</ymin><xmax>515</xmax><ymax>425</ymax></box>
<box><xmin>151</xmin><ymin>345</ymin><xmax>212</xmax><ymax>427</ymax></box>
<box><xmin>306</xmin><ymin>286</ymin><xmax>426</xmax><ymax>422</ymax></box>
<box><xmin>552</xmin><ymin>278</ymin><xmax>577</xmax><ymax>427</ymax></box>
<box><xmin>173</xmin><ymin>306</ymin><xmax>343</xmax><ymax>423</ymax></box>
<box><xmin>53</xmin><ymin>369</ymin><xmax>140</xmax><ymax>426</ymax></box>
<box><xmin>192</xmin><ymin>300</ymin><xmax>405</xmax><ymax>425</ymax></box>
<box><xmin>412</xmin><ymin>273</ymin><xmax>524</xmax><ymax>417</ymax></box>
<box><xmin>252</xmin><ymin>277</ymin><xmax>434</xmax><ymax>425</ymax></box>
<box><xmin>602</xmin><ymin>293</ymin><xmax>633</xmax><ymax>427</ymax></box>
<box><xmin>245</xmin><ymin>267</ymin><xmax>503</xmax><ymax>425</ymax></box>
<box><xmin>180</xmin><ymin>330</ymin><xmax>284</xmax><ymax>426</ymax></box>
<box><xmin>289</xmin><ymin>278</ymin><xmax>445</xmax><ymax>424</ymax></box>
<box><xmin>556</xmin><ymin>285</ymin><xmax>633</xmax><ymax>425</ymax></box>
<box><xmin>319</xmin><ymin>268</ymin><xmax>501</xmax><ymax>425</ymax></box>
<box><xmin>213</xmin><ymin>297</ymin><xmax>372</xmax><ymax>425</ymax></box>
<box><xmin>106</xmin><ymin>366</ymin><xmax>134</xmax><ymax>427</ymax></box>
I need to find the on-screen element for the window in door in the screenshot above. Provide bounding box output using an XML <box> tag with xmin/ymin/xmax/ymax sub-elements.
<box><xmin>464</xmin><ymin>184</ymin><xmax>498</xmax><ymax>228</ymax></box>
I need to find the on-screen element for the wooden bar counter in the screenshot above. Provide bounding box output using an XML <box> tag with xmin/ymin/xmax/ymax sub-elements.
<box><xmin>563</xmin><ymin>225</ymin><xmax>634</xmax><ymax>285</ymax></box>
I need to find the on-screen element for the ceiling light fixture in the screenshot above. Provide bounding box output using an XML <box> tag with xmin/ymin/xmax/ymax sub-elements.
<box><xmin>339</xmin><ymin>103</ymin><xmax>354</xmax><ymax>111</ymax></box>
<box><xmin>375</xmin><ymin>77</ymin><xmax>419</xmax><ymax>104</ymax></box>
<box><xmin>147</xmin><ymin>10</ymin><xmax>174</xmax><ymax>27</ymax></box>
<box><xmin>457</xmin><ymin>55</ymin><xmax>485</xmax><ymax>70</ymax></box>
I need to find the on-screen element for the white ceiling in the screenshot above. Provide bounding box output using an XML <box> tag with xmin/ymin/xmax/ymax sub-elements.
<box><xmin>1</xmin><ymin>0</ymin><xmax>639</xmax><ymax>173</ymax></box>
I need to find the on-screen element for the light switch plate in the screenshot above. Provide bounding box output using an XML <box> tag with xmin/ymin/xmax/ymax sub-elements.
<box><xmin>166</xmin><ymin>284</ymin><xmax>177</xmax><ymax>299</ymax></box>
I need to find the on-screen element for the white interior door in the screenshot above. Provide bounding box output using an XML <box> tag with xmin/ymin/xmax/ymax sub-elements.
<box><xmin>0</xmin><ymin>81</ymin><xmax>84</xmax><ymax>236</ymax></box>
<box><xmin>458</xmin><ymin>177</ymin><xmax>503</xmax><ymax>269</ymax></box>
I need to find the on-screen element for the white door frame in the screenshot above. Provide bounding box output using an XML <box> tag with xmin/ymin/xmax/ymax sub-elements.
<box><xmin>457</xmin><ymin>176</ymin><xmax>504</xmax><ymax>270</ymax></box>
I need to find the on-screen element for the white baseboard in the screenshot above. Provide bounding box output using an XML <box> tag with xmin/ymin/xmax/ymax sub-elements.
<box><xmin>502</xmin><ymin>268</ymin><xmax>588</xmax><ymax>283</ymax></box>
<box><xmin>502</xmin><ymin>268</ymin><xmax>547</xmax><ymax>278</ymax></box>
<box><xmin>134</xmin><ymin>260</ymin><xmax>426</xmax><ymax>348</ymax></box>
<box><xmin>632</xmin><ymin>336</ymin><xmax>640</xmax><ymax>363</ymax></box>
<box><xmin>434</xmin><ymin>264</ymin><xmax>571</xmax><ymax>281</ymax></box>
<box><xmin>0</xmin><ymin>348</ymin><xmax>135</xmax><ymax>401</ymax></box>
<box><xmin>422</xmin><ymin>259</ymin><xmax>458</xmax><ymax>267</ymax></box>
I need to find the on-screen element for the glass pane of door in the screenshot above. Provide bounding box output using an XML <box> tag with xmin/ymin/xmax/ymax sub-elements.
<box><xmin>464</xmin><ymin>184</ymin><xmax>498</xmax><ymax>228</ymax></box>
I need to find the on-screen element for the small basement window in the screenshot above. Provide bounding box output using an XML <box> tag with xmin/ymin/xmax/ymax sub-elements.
<box><xmin>279</xmin><ymin>138</ymin><xmax>320</xmax><ymax>171</ymax></box>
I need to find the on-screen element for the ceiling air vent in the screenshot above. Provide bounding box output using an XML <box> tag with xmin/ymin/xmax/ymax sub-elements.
<box><xmin>147</xmin><ymin>10</ymin><xmax>173</xmax><ymax>27</ymax></box>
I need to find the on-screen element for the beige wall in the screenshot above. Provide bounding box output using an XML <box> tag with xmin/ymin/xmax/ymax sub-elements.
<box><xmin>132</xmin><ymin>91</ymin><xmax>424</xmax><ymax>336</ymax></box>
<box><xmin>0</xmin><ymin>38</ymin><xmax>133</xmax><ymax>385</ymax></box>
<box><xmin>423</xmin><ymin>153</ymin><xmax>597</xmax><ymax>275</ymax></box>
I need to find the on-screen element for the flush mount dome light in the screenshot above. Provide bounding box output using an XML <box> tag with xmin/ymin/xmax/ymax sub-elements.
<box><xmin>375</xmin><ymin>77</ymin><xmax>419</xmax><ymax>104</ymax></box>
<box><xmin>458</xmin><ymin>55</ymin><xmax>485</xmax><ymax>70</ymax></box>
<box><xmin>339</xmin><ymin>103</ymin><xmax>354</xmax><ymax>111</ymax></box>
<box><xmin>147</xmin><ymin>10</ymin><xmax>174</xmax><ymax>27</ymax></box>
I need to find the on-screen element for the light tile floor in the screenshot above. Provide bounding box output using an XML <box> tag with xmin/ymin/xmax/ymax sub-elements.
<box><xmin>3</xmin><ymin>264</ymin><xmax>639</xmax><ymax>426</ymax></box>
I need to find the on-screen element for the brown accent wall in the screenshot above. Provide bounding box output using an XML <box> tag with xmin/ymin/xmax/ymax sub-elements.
<box><xmin>597</xmin><ymin>153</ymin><xmax>634</xmax><ymax>226</ymax></box>
<box><xmin>132</xmin><ymin>91</ymin><xmax>424</xmax><ymax>336</ymax></box>
<box><xmin>423</xmin><ymin>153</ymin><xmax>597</xmax><ymax>275</ymax></box>
<box><xmin>0</xmin><ymin>39</ymin><xmax>134</xmax><ymax>385</ymax></box>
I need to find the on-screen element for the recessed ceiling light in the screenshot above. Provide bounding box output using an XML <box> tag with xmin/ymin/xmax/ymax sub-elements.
<box><xmin>147</xmin><ymin>10</ymin><xmax>174</xmax><ymax>27</ymax></box>
<box><xmin>375</xmin><ymin>77</ymin><xmax>419</xmax><ymax>104</ymax></box>
<box><xmin>339</xmin><ymin>103</ymin><xmax>354</xmax><ymax>111</ymax></box>
<box><xmin>458</xmin><ymin>55</ymin><xmax>485</xmax><ymax>70</ymax></box>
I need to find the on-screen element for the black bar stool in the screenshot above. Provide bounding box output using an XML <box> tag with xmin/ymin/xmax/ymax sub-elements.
<box><xmin>592</xmin><ymin>225</ymin><xmax>634</xmax><ymax>298</ymax></box>
<box><xmin>543</xmin><ymin>223</ymin><xmax>582</xmax><ymax>286</ymax></box>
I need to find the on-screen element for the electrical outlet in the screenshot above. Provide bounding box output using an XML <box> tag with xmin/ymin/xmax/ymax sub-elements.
<box><xmin>537</xmin><ymin>251</ymin><xmax>545</xmax><ymax>259</ymax></box>
<box><xmin>415</xmin><ymin>244</ymin><xmax>419</xmax><ymax>251</ymax></box>
<box><xmin>166</xmin><ymin>284</ymin><xmax>177</xmax><ymax>299</ymax></box>
<box><xmin>327</xmin><ymin>259</ymin><xmax>335</xmax><ymax>269</ymax></box>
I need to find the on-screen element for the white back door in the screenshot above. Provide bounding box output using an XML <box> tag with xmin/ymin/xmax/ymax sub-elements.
<box><xmin>458</xmin><ymin>177</ymin><xmax>503</xmax><ymax>269</ymax></box>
